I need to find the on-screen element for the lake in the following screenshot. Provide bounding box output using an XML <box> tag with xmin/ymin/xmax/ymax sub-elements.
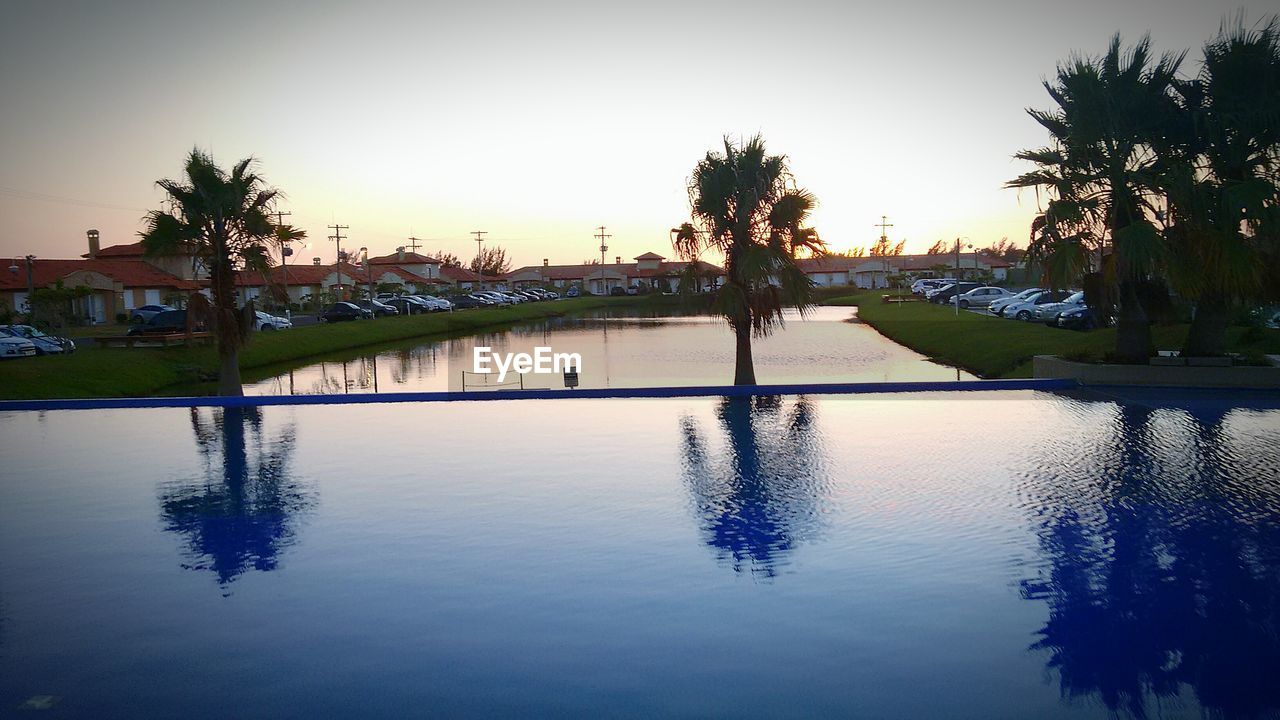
<box><xmin>243</xmin><ymin>306</ymin><xmax>975</xmax><ymax>395</ymax></box>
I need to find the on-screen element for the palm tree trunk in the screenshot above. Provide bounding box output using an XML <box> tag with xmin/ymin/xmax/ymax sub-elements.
<box><xmin>733</xmin><ymin>321</ymin><xmax>757</xmax><ymax>386</ymax></box>
<box><xmin>1183</xmin><ymin>295</ymin><xmax>1230</xmax><ymax>357</ymax></box>
<box><xmin>211</xmin><ymin>251</ymin><xmax>245</xmax><ymax>397</ymax></box>
<box><xmin>1113</xmin><ymin>279</ymin><xmax>1152</xmax><ymax>364</ymax></box>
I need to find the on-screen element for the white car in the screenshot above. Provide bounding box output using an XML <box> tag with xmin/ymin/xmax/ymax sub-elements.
<box><xmin>950</xmin><ymin>286</ymin><xmax>1014</xmax><ymax>309</ymax></box>
<box><xmin>0</xmin><ymin>334</ymin><xmax>37</xmax><ymax>359</ymax></box>
<box><xmin>412</xmin><ymin>295</ymin><xmax>453</xmax><ymax>311</ymax></box>
<box><xmin>990</xmin><ymin>288</ymin><xmax>1043</xmax><ymax>317</ymax></box>
<box><xmin>1004</xmin><ymin>290</ymin><xmax>1075</xmax><ymax>321</ymax></box>
<box><xmin>254</xmin><ymin>311</ymin><xmax>292</xmax><ymax>331</ymax></box>
<box><xmin>911</xmin><ymin>278</ymin><xmax>956</xmax><ymax>295</ymax></box>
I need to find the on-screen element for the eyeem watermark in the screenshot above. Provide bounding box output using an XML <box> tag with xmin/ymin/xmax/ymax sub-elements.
<box><xmin>473</xmin><ymin>346</ymin><xmax>582</xmax><ymax>382</ymax></box>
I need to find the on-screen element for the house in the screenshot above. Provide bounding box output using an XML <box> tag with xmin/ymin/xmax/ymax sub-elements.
<box><xmin>1</xmin><ymin>258</ymin><xmax>201</xmax><ymax>323</ymax></box>
<box><xmin>505</xmin><ymin>253</ymin><xmax>722</xmax><ymax>294</ymax></box>
<box><xmin>234</xmin><ymin>258</ymin><xmax>450</xmax><ymax>305</ymax></box>
<box><xmin>437</xmin><ymin>265</ymin><xmax>488</xmax><ymax>290</ymax></box>
<box><xmin>796</xmin><ymin>253</ymin><xmax>1012</xmax><ymax>289</ymax></box>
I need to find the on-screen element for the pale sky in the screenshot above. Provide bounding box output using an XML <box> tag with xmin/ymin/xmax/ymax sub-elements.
<box><xmin>0</xmin><ymin>0</ymin><xmax>1269</xmax><ymax>268</ymax></box>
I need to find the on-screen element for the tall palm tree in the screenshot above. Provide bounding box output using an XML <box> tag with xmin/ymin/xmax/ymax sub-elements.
<box><xmin>1009</xmin><ymin>35</ymin><xmax>1184</xmax><ymax>363</ymax></box>
<box><xmin>1163</xmin><ymin>16</ymin><xmax>1280</xmax><ymax>356</ymax></box>
<box><xmin>673</xmin><ymin>135</ymin><xmax>825</xmax><ymax>385</ymax></box>
<box><xmin>141</xmin><ymin>150</ymin><xmax>278</xmax><ymax>395</ymax></box>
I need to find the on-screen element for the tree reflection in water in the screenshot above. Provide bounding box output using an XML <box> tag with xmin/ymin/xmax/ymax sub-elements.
<box><xmin>160</xmin><ymin>407</ymin><xmax>314</xmax><ymax>593</ymax></box>
<box><xmin>679</xmin><ymin>395</ymin><xmax>829</xmax><ymax>578</ymax></box>
<box><xmin>1019</xmin><ymin>399</ymin><xmax>1280</xmax><ymax>719</ymax></box>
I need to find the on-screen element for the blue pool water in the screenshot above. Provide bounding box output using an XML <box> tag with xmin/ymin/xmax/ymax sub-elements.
<box><xmin>1</xmin><ymin>389</ymin><xmax>1278</xmax><ymax>718</ymax></box>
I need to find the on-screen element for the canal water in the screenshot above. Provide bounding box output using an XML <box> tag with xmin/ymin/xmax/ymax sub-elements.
<box><xmin>243</xmin><ymin>306</ymin><xmax>974</xmax><ymax>395</ymax></box>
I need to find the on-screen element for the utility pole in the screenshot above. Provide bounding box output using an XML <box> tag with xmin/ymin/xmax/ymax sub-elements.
<box><xmin>471</xmin><ymin>230</ymin><xmax>487</xmax><ymax>291</ymax></box>
<box><xmin>328</xmin><ymin>223</ymin><xmax>349</xmax><ymax>301</ymax></box>
<box><xmin>873</xmin><ymin>215</ymin><xmax>893</xmax><ymax>289</ymax></box>
<box><xmin>271</xmin><ymin>209</ymin><xmax>292</xmax><ymax>314</ymax></box>
<box><xmin>595</xmin><ymin>225</ymin><xmax>611</xmax><ymax>295</ymax></box>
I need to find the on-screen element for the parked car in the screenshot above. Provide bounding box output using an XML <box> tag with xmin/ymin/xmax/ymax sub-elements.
<box><xmin>566</xmin><ymin>286</ymin><xmax>581</xmax><ymax>298</ymax></box>
<box><xmin>356</xmin><ymin>300</ymin><xmax>399</xmax><ymax>317</ymax></box>
<box><xmin>1035</xmin><ymin>291</ymin><xmax>1086</xmax><ymax>323</ymax></box>
<box><xmin>127</xmin><ymin>309</ymin><xmax>192</xmax><ymax>335</ymax></box>
<box><xmin>385</xmin><ymin>296</ymin><xmax>431</xmax><ymax>315</ymax></box>
<box><xmin>252</xmin><ymin>310</ymin><xmax>294</xmax><ymax>331</ymax></box>
<box><xmin>1</xmin><ymin>324</ymin><xmax>75</xmax><ymax>354</ymax></box>
<box><xmin>929</xmin><ymin>282</ymin><xmax>981</xmax><ymax>305</ymax></box>
<box><xmin>989</xmin><ymin>288</ymin><xmax>1043</xmax><ymax>317</ymax></box>
<box><xmin>451</xmin><ymin>295</ymin><xmax>489</xmax><ymax>309</ymax></box>
<box><xmin>1056</xmin><ymin>304</ymin><xmax>1097</xmax><ymax>330</ymax></box>
<box><xmin>950</xmin><ymin>286</ymin><xmax>1014</xmax><ymax>309</ymax></box>
<box><xmin>474</xmin><ymin>292</ymin><xmax>511</xmax><ymax>306</ymax></box>
<box><xmin>320</xmin><ymin>302</ymin><xmax>372</xmax><ymax>322</ymax></box>
<box><xmin>129</xmin><ymin>304</ymin><xmax>177</xmax><ymax>324</ymax></box>
<box><xmin>609</xmin><ymin>287</ymin><xmax>626</xmax><ymax>296</ymax></box>
<box><xmin>0</xmin><ymin>332</ymin><xmax>36</xmax><ymax>359</ymax></box>
<box><xmin>1003</xmin><ymin>290</ymin><xmax>1073</xmax><ymax>320</ymax></box>
<box><xmin>411</xmin><ymin>295</ymin><xmax>452</xmax><ymax>311</ymax></box>
<box><xmin>911</xmin><ymin>278</ymin><xmax>955</xmax><ymax>295</ymax></box>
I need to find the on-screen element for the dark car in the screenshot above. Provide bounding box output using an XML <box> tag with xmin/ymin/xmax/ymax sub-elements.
<box><xmin>383</xmin><ymin>296</ymin><xmax>431</xmax><ymax>315</ymax></box>
<box><xmin>320</xmin><ymin>302</ymin><xmax>372</xmax><ymax>322</ymax></box>
<box><xmin>127</xmin><ymin>309</ymin><xmax>192</xmax><ymax>335</ymax></box>
<box><xmin>451</xmin><ymin>296</ymin><xmax>489</xmax><ymax>309</ymax></box>
<box><xmin>609</xmin><ymin>287</ymin><xmax>626</xmax><ymax>297</ymax></box>
<box><xmin>1</xmin><ymin>324</ymin><xmax>75</xmax><ymax>354</ymax></box>
<box><xmin>357</xmin><ymin>299</ymin><xmax>399</xmax><ymax>317</ymax></box>
<box><xmin>929</xmin><ymin>282</ymin><xmax>981</xmax><ymax>305</ymax></box>
<box><xmin>1056</xmin><ymin>304</ymin><xmax>1097</xmax><ymax>331</ymax></box>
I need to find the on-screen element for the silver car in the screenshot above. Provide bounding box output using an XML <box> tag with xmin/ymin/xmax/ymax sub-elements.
<box><xmin>950</xmin><ymin>286</ymin><xmax>1014</xmax><ymax>309</ymax></box>
<box><xmin>1034</xmin><ymin>291</ymin><xmax>1085</xmax><ymax>323</ymax></box>
<box><xmin>990</xmin><ymin>288</ymin><xmax>1043</xmax><ymax>317</ymax></box>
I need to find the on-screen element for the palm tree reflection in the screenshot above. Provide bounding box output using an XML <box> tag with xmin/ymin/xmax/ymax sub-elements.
<box><xmin>679</xmin><ymin>395</ymin><xmax>828</xmax><ymax>577</ymax></box>
<box><xmin>160</xmin><ymin>407</ymin><xmax>314</xmax><ymax>592</ymax></box>
<box><xmin>1019</xmin><ymin>399</ymin><xmax>1280</xmax><ymax>718</ymax></box>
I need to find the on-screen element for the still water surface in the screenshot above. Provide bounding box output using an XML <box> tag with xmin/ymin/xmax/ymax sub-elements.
<box><xmin>243</xmin><ymin>307</ymin><xmax>974</xmax><ymax>395</ymax></box>
<box><xmin>2</xmin><ymin>388</ymin><xmax>1278</xmax><ymax>718</ymax></box>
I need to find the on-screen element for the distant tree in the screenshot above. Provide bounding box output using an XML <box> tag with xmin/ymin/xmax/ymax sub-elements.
<box><xmin>470</xmin><ymin>246</ymin><xmax>511</xmax><ymax>277</ymax></box>
<box><xmin>840</xmin><ymin>247</ymin><xmax>867</xmax><ymax>258</ymax></box>
<box><xmin>142</xmin><ymin>150</ymin><xmax>277</xmax><ymax>395</ymax></box>
<box><xmin>870</xmin><ymin>237</ymin><xmax>905</xmax><ymax>257</ymax></box>
<box><xmin>978</xmin><ymin>237</ymin><xmax>1025</xmax><ymax>264</ymax></box>
<box><xmin>433</xmin><ymin>251</ymin><xmax>462</xmax><ymax>268</ymax></box>
<box><xmin>926</xmin><ymin>239</ymin><xmax>950</xmax><ymax>255</ymax></box>
<box><xmin>672</xmin><ymin>135</ymin><xmax>824</xmax><ymax>385</ymax></box>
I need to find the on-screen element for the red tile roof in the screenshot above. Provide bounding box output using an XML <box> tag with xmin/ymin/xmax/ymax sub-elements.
<box><xmin>368</xmin><ymin>251</ymin><xmax>441</xmax><ymax>266</ymax></box>
<box><xmin>439</xmin><ymin>265</ymin><xmax>484</xmax><ymax>282</ymax></box>
<box><xmin>508</xmin><ymin>260</ymin><xmax>721</xmax><ymax>280</ymax></box>
<box><xmin>84</xmin><ymin>242</ymin><xmax>147</xmax><ymax>258</ymax></box>
<box><xmin>0</xmin><ymin>259</ymin><xmax>199</xmax><ymax>291</ymax></box>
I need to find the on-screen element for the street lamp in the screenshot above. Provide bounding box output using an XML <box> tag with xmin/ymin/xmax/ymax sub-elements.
<box><xmin>9</xmin><ymin>255</ymin><xmax>35</xmax><ymax>318</ymax></box>
<box><xmin>360</xmin><ymin>246</ymin><xmax>373</xmax><ymax>300</ymax></box>
<box><xmin>954</xmin><ymin>237</ymin><xmax>972</xmax><ymax>317</ymax></box>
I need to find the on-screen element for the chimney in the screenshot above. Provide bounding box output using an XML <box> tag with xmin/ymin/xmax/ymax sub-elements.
<box><xmin>615</xmin><ymin>256</ymin><xmax>621</xmax><ymax>264</ymax></box>
<box><xmin>87</xmin><ymin>229</ymin><xmax>100</xmax><ymax>259</ymax></box>
<box><xmin>543</xmin><ymin>258</ymin><xmax>549</xmax><ymax>267</ymax></box>
<box><xmin>397</xmin><ymin>247</ymin><xmax>405</xmax><ymax>263</ymax></box>
<box><xmin>312</xmin><ymin>257</ymin><xmax>321</xmax><ymax>266</ymax></box>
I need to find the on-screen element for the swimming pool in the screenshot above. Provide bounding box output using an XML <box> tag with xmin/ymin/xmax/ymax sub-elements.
<box><xmin>1</xmin><ymin>389</ymin><xmax>1277</xmax><ymax>718</ymax></box>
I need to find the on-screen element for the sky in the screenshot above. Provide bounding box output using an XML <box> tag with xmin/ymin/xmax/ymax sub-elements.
<box><xmin>0</xmin><ymin>0</ymin><xmax>1271</xmax><ymax>269</ymax></box>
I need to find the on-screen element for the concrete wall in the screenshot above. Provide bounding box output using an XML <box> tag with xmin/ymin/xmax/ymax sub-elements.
<box><xmin>1033</xmin><ymin>355</ymin><xmax>1280</xmax><ymax>388</ymax></box>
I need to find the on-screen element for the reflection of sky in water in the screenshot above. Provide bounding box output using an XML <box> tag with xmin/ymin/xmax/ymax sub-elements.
<box><xmin>1</xmin><ymin>389</ymin><xmax>1278</xmax><ymax>718</ymax></box>
<box><xmin>243</xmin><ymin>307</ymin><xmax>974</xmax><ymax>395</ymax></box>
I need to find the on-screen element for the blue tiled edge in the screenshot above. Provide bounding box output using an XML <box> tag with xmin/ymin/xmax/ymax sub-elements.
<box><xmin>0</xmin><ymin>379</ymin><xmax>1079</xmax><ymax>411</ymax></box>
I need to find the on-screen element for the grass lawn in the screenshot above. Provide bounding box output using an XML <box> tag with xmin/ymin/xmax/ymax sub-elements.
<box><xmin>824</xmin><ymin>290</ymin><xmax>1280</xmax><ymax>378</ymax></box>
<box><xmin>0</xmin><ymin>297</ymin><xmax>651</xmax><ymax>400</ymax></box>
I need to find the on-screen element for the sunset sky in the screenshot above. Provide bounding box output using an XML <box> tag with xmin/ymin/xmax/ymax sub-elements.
<box><xmin>0</xmin><ymin>0</ymin><xmax>1269</xmax><ymax>268</ymax></box>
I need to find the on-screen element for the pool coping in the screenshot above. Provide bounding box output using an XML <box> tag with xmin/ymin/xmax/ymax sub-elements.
<box><xmin>0</xmin><ymin>378</ymin><xmax>1078</xmax><ymax>411</ymax></box>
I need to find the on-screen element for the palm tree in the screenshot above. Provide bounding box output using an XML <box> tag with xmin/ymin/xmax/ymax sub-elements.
<box><xmin>673</xmin><ymin>135</ymin><xmax>825</xmax><ymax>385</ymax></box>
<box><xmin>1163</xmin><ymin>16</ymin><xmax>1280</xmax><ymax>356</ymax></box>
<box><xmin>141</xmin><ymin>150</ymin><xmax>279</xmax><ymax>395</ymax></box>
<box><xmin>1009</xmin><ymin>35</ymin><xmax>1184</xmax><ymax>363</ymax></box>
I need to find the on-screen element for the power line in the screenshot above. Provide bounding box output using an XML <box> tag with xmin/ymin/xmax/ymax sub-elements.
<box><xmin>0</xmin><ymin>186</ymin><xmax>146</xmax><ymax>213</ymax></box>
